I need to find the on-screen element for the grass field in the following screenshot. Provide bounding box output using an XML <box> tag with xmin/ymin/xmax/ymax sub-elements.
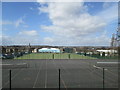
<box><xmin>14</xmin><ymin>53</ymin><xmax>97</xmax><ymax>59</ymax></box>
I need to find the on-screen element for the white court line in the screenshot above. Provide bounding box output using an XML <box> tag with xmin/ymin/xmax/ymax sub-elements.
<box><xmin>106</xmin><ymin>69</ymin><xmax>118</xmax><ymax>77</ymax></box>
<box><xmin>33</xmin><ymin>61</ymin><xmax>43</xmax><ymax>88</ymax></box>
<box><xmin>93</xmin><ymin>65</ymin><xmax>103</xmax><ymax>70</ymax></box>
<box><xmin>91</xmin><ymin>65</ymin><xmax>110</xmax><ymax>83</ymax></box>
<box><xmin>93</xmin><ymin>65</ymin><xmax>108</xmax><ymax>70</ymax></box>
<box><xmin>93</xmin><ymin>64</ymin><xmax>118</xmax><ymax>77</ymax></box>
<box><xmin>0</xmin><ymin>63</ymin><xmax>27</xmax><ymax>65</ymax></box>
<box><xmin>3</xmin><ymin>68</ymin><xmax>25</xmax><ymax>87</ymax></box>
<box><xmin>0</xmin><ymin>64</ymin><xmax>13</xmax><ymax>65</ymax></box>
<box><xmin>92</xmin><ymin>65</ymin><xmax>118</xmax><ymax>84</ymax></box>
<box><xmin>97</xmin><ymin>62</ymin><xmax>120</xmax><ymax>64</ymax></box>
<box><xmin>59</xmin><ymin>60</ymin><xmax>70</xmax><ymax>75</ymax></box>
<box><xmin>2</xmin><ymin>69</ymin><xmax>18</xmax><ymax>79</ymax></box>
<box><xmin>52</xmin><ymin>60</ymin><xmax>67</xmax><ymax>89</ymax></box>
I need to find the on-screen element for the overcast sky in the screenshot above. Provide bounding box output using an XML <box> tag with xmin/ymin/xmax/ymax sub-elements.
<box><xmin>1</xmin><ymin>1</ymin><xmax>118</xmax><ymax>46</ymax></box>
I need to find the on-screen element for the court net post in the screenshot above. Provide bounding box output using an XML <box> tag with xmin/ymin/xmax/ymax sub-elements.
<box><xmin>9</xmin><ymin>69</ymin><xmax>11</xmax><ymax>90</ymax></box>
<box><xmin>103</xmin><ymin>68</ymin><xmax>105</xmax><ymax>90</ymax></box>
<box><xmin>59</xmin><ymin>69</ymin><xmax>60</xmax><ymax>90</ymax></box>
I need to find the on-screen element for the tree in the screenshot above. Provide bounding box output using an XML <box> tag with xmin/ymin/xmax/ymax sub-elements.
<box><xmin>102</xmin><ymin>52</ymin><xmax>105</xmax><ymax>57</ymax></box>
<box><xmin>63</xmin><ymin>48</ymin><xmax>73</xmax><ymax>53</ymax></box>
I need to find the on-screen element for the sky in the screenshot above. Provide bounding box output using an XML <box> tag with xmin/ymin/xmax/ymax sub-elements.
<box><xmin>1</xmin><ymin>1</ymin><xmax>118</xmax><ymax>46</ymax></box>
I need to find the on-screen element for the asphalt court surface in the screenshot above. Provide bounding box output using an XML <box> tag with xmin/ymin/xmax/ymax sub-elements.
<box><xmin>2</xmin><ymin>59</ymin><xmax>119</xmax><ymax>88</ymax></box>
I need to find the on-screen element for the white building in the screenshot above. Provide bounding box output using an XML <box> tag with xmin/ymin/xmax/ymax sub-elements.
<box><xmin>38</xmin><ymin>48</ymin><xmax>60</xmax><ymax>53</ymax></box>
<box><xmin>96</xmin><ymin>50</ymin><xmax>117</xmax><ymax>56</ymax></box>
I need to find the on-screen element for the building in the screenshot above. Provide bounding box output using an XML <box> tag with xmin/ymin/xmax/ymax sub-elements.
<box><xmin>96</xmin><ymin>50</ymin><xmax>117</xmax><ymax>56</ymax></box>
<box><xmin>38</xmin><ymin>48</ymin><xmax>60</xmax><ymax>53</ymax></box>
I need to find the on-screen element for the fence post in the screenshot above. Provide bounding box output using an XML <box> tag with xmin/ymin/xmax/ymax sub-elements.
<box><xmin>59</xmin><ymin>69</ymin><xmax>60</xmax><ymax>90</ymax></box>
<box><xmin>68</xmin><ymin>54</ymin><xmax>70</xmax><ymax>59</ymax></box>
<box><xmin>103</xmin><ymin>68</ymin><xmax>105</xmax><ymax>90</ymax></box>
<box><xmin>9</xmin><ymin>70</ymin><xmax>11</xmax><ymax>90</ymax></box>
<box><xmin>53</xmin><ymin>54</ymin><xmax>54</xmax><ymax>59</ymax></box>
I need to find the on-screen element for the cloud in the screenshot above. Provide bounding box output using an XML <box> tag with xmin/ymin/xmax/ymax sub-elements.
<box><xmin>1</xmin><ymin>33</ymin><xmax>41</xmax><ymax>45</ymax></box>
<box><xmin>15</xmin><ymin>16</ymin><xmax>25</xmax><ymax>27</ymax></box>
<box><xmin>19</xmin><ymin>30</ymin><xmax>38</xmax><ymax>36</ymax></box>
<box><xmin>2</xmin><ymin>16</ymin><xmax>27</xmax><ymax>28</ymax></box>
<box><xmin>41</xmin><ymin>32</ymin><xmax>110</xmax><ymax>46</ymax></box>
<box><xmin>1</xmin><ymin>35</ymin><xmax>13</xmax><ymax>45</ymax></box>
<box><xmin>0</xmin><ymin>20</ymin><xmax>13</xmax><ymax>25</ymax></box>
<box><xmin>43</xmin><ymin>37</ymin><xmax>54</xmax><ymax>44</ymax></box>
<box><xmin>40</xmin><ymin>2</ymin><xmax>106</xmax><ymax>36</ymax></box>
<box><xmin>30</xmin><ymin>7</ymin><xmax>34</xmax><ymax>10</ymax></box>
<box><xmin>41</xmin><ymin>34</ymin><xmax>110</xmax><ymax>46</ymax></box>
<box><xmin>37</xmin><ymin>2</ymin><xmax>112</xmax><ymax>45</ymax></box>
<box><xmin>11</xmin><ymin>36</ymin><xmax>41</xmax><ymax>45</ymax></box>
<box><xmin>98</xmin><ymin>3</ymin><xmax>118</xmax><ymax>23</ymax></box>
<box><xmin>103</xmin><ymin>2</ymin><xmax>115</xmax><ymax>9</ymax></box>
<box><xmin>2</xmin><ymin>2</ymin><xmax>117</xmax><ymax>46</ymax></box>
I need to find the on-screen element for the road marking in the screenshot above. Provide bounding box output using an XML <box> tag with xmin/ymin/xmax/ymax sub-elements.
<box><xmin>33</xmin><ymin>62</ymin><xmax>43</xmax><ymax>88</ymax></box>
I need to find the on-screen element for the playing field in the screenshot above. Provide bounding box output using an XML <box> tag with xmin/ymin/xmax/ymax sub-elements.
<box><xmin>15</xmin><ymin>53</ymin><xmax>97</xmax><ymax>59</ymax></box>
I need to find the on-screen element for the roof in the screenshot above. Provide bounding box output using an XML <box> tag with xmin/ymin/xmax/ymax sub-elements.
<box><xmin>96</xmin><ymin>50</ymin><xmax>117</xmax><ymax>53</ymax></box>
<box><xmin>40</xmin><ymin>48</ymin><xmax>59</xmax><ymax>50</ymax></box>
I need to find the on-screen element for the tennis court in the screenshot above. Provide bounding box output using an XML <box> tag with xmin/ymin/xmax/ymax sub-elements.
<box><xmin>2</xmin><ymin>59</ymin><xmax>118</xmax><ymax>89</ymax></box>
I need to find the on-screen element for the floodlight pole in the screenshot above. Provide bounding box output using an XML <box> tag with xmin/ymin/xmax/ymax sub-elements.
<box><xmin>9</xmin><ymin>70</ymin><xmax>11</xmax><ymax>90</ymax></box>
